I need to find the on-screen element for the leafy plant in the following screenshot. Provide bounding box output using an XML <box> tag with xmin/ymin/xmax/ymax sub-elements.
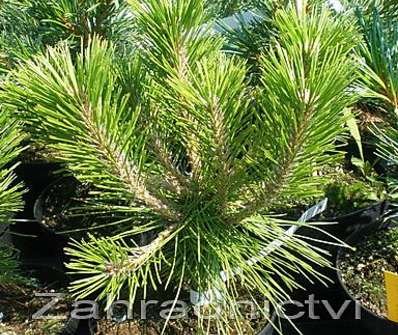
<box><xmin>5</xmin><ymin>0</ymin><xmax>359</xmax><ymax>333</ymax></box>
<box><xmin>325</xmin><ymin>176</ymin><xmax>384</xmax><ymax>214</ymax></box>
<box><xmin>350</xmin><ymin>6</ymin><xmax>398</xmax><ymax>200</ymax></box>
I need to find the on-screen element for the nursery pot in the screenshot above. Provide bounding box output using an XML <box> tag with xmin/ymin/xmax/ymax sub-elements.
<box><xmin>15</xmin><ymin>161</ymin><xmax>64</xmax><ymax>217</ymax></box>
<box><xmin>33</xmin><ymin>176</ymin><xmax>83</xmax><ymax>235</ymax></box>
<box><xmin>336</xmin><ymin>224</ymin><xmax>398</xmax><ymax>335</ymax></box>
<box><xmin>32</xmin><ymin>175</ymin><xmax>98</xmax><ymax>258</ymax></box>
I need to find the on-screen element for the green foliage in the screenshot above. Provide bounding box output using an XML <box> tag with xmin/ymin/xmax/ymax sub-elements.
<box><xmin>0</xmin><ymin>0</ymin><xmax>134</xmax><ymax>71</ymax></box>
<box><xmin>0</xmin><ymin>110</ymin><xmax>24</xmax><ymax>224</ymax></box>
<box><xmin>0</xmin><ymin>246</ymin><xmax>27</xmax><ymax>286</ymax></box>
<box><xmin>205</xmin><ymin>0</ymin><xmax>253</xmax><ymax>18</ymax></box>
<box><xmin>0</xmin><ymin>109</ymin><xmax>25</xmax><ymax>286</ymax></box>
<box><xmin>5</xmin><ymin>1</ymin><xmax>360</xmax><ymax>333</ymax></box>
<box><xmin>342</xmin><ymin>0</ymin><xmax>398</xmax><ymax>17</ymax></box>
<box><xmin>220</xmin><ymin>0</ymin><xmax>357</xmax><ymax>82</ymax></box>
<box><xmin>354</xmin><ymin>6</ymin><xmax>398</xmax><ymax>196</ymax></box>
<box><xmin>355</xmin><ymin>8</ymin><xmax>398</xmax><ymax>121</ymax></box>
<box><xmin>325</xmin><ymin>177</ymin><xmax>382</xmax><ymax>214</ymax></box>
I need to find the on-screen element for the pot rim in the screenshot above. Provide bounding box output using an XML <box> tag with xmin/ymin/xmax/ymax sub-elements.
<box><xmin>33</xmin><ymin>176</ymin><xmax>78</xmax><ymax>227</ymax></box>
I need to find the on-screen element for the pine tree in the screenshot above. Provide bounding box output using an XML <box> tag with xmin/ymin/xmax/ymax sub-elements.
<box><xmin>4</xmin><ymin>0</ymin><xmax>360</xmax><ymax>333</ymax></box>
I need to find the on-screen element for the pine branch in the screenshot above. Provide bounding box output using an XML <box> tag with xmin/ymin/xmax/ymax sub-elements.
<box><xmin>80</xmin><ymin>97</ymin><xmax>176</xmax><ymax>221</ymax></box>
<box><xmin>162</xmin><ymin>54</ymin><xmax>252</xmax><ymax>207</ymax></box>
<box><xmin>105</xmin><ymin>224</ymin><xmax>179</xmax><ymax>276</ymax></box>
<box><xmin>130</xmin><ymin>0</ymin><xmax>225</xmax><ymax>181</ymax></box>
<box><xmin>234</xmin><ymin>8</ymin><xmax>359</xmax><ymax>218</ymax></box>
<box><xmin>0</xmin><ymin>107</ymin><xmax>25</xmax><ymax>287</ymax></box>
<box><xmin>0</xmin><ymin>111</ymin><xmax>25</xmax><ymax>224</ymax></box>
<box><xmin>151</xmin><ymin>137</ymin><xmax>188</xmax><ymax>194</ymax></box>
<box><xmin>6</xmin><ymin>39</ymin><xmax>178</xmax><ymax>222</ymax></box>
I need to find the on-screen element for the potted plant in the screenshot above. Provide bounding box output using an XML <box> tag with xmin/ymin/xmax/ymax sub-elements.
<box><xmin>4</xmin><ymin>0</ymin><xmax>360</xmax><ymax>333</ymax></box>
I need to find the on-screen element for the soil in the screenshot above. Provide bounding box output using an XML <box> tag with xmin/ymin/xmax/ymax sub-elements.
<box><xmin>0</xmin><ymin>287</ymin><xmax>269</xmax><ymax>335</ymax></box>
<box><xmin>20</xmin><ymin>144</ymin><xmax>56</xmax><ymax>164</ymax></box>
<box><xmin>338</xmin><ymin>225</ymin><xmax>398</xmax><ymax>318</ymax></box>
<box><xmin>0</xmin><ymin>284</ymin><xmax>70</xmax><ymax>335</ymax></box>
<box><xmin>93</xmin><ymin>289</ymin><xmax>270</xmax><ymax>335</ymax></box>
<box><xmin>95</xmin><ymin>318</ymin><xmax>267</xmax><ymax>335</ymax></box>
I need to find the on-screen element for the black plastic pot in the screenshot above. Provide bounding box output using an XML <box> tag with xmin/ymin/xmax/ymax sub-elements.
<box><xmin>259</xmin><ymin>314</ymin><xmax>277</xmax><ymax>335</ymax></box>
<box><xmin>15</xmin><ymin>161</ymin><xmax>63</xmax><ymax>214</ymax></box>
<box><xmin>33</xmin><ymin>176</ymin><xmax>87</xmax><ymax>237</ymax></box>
<box><xmin>12</xmin><ymin>162</ymin><xmax>66</xmax><ymax>254</ymax></box>
<box><xmin>336</xmin><ymin>224</ymin><xmax>398</xmax><ymax>335</ymax></box>
<box><xmin>10</xmin><ymin>162</ymin><xmax>71</xmax><ymax>284</ymax></box>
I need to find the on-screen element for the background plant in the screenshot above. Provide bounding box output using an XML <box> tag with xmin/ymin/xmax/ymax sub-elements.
<box><xmin>354</xmin><ymin>9</ymin><xmax>398</xmax><ymax>123</ymax></box>
<box><xmin>341</xmin><ymin>0</ymin><xmax>398</xmax><ymax>18</ymax></box>
<box><xmin>0</xmin><ymin>246</ymin><xmax>27</xmax><ymax>286</ymax></box>
<box><xmin>339</xmin><ymin>5</ymin><xmax>398</xmax><ymax>200</ymax></box>
<box><xmin>0</xmin><ymin>0</ymin><xmax>134</xmax><ymax>73</ymax></box>
<box><xmin>220</xmin><ymin>0</ymin><xmax>348</xmax><ymax>83</ymax></box>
